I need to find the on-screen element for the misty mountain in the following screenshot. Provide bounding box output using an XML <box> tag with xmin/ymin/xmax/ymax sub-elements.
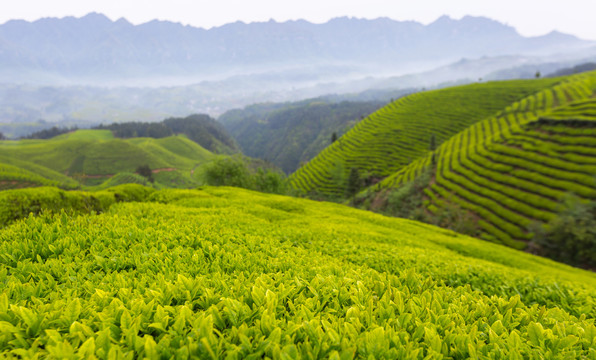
<box><xmin>0</xmin><ymin>13</ymin><xmax>592</xmax><ymax>85</ymax></box>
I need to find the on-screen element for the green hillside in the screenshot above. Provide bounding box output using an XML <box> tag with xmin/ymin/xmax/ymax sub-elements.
<box><xmin>0</xmin><ymin>185</ymin><xmax>594</xmax><ymax>357</ymax></box>
<box><xmin>362</xmin><ymin>71</ymin><xmax>596</xmax><ymax>259</ymax></box>
<box><xmin>0</xmin><ymin>130</ymin><xmax>216</xmax><ymax>188</ymax></box>
<box><xmin>219</xmin><ymin>100</ymin><xmax>383</xmax><ymax>173</ymax></box>
<box><xmin>0</xmin><ymin>155</ymin><xmax>80</xmax><ymax>190</ymax></box>
<box><xmin>96</xmin><ymin>114</ymin><xmax>241</xmax><ymax>155</ymax></box>
<box><xmin>0</xmin><ymin>163</ymin><xmax>67</xmax><ymax>190</ymax></box>
<box><xmin>289</xmin><ymin>78</ymin><xmax>561</xmax><ymax>197</ymax></box>
<box><xmin>89</xmin><ymin>172</ymin><xmax>151</xmax><ymax>190</ymax></box>
<box><xmin>53</xmin><ymin>129</ymin><xmax>115</xmax><ymax>141</ymax></box>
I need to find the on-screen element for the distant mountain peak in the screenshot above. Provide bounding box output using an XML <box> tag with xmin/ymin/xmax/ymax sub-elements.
<box><xmin>433</xmin><ymin>15</ymin><xmax>455</xmax><ymax>23</ymax></box>
<box><xmin>0</xmin><ymin>12</ymin><xmax>591</xmax><ymax>84</ymax></box>
<box><xmin>75</xmin><ymin>12</ymin><xmax>113</xmax><ymax>25</ymax></box>
<box><xmin>544</xmin><ymin>30</ymin><xmax>579</xmax><ymax>39</ymax></box>
<box><xmin>81</xmin><ymin>12</ymin><xmax>110</xmax><ymax>20</ymax></box>
<box><xmin>115</xmin><ymin>17</ymin><xmax>132</xmax><ymax>26</ymax></box>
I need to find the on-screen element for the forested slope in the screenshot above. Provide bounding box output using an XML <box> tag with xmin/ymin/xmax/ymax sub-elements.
<box><xmin>219</xmin><ymin>100</ymin><xmax>383</xmax><ymax>173</ymax></box>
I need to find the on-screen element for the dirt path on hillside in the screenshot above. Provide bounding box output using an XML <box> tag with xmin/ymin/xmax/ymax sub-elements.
<box><xmin>80</xmin><ymin>174</ymin><xmax>112</xmax><ymax>179</ymax></box>
<box><xmin>71</xmin><ymin>167</ymin><xmax>177</xmax><ymax>179</ymax></box>
<box><xmin>151</xmin><ymin>168</ymin><xmax>176</xmax><ymax>173</ymax></box>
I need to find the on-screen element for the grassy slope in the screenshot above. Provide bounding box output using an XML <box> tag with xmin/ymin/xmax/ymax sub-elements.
<box><xmin>52</xmin><ymin>129</ymin><xmax>114</xmax><ymax>140</ymax></box>
<box><xmin>289</xmin><ymin>78</ymin><xmax>561</xmax><ymax>196</ymax></box>
<box><xmin>0</xmin><ymin>185</ymin><xmax>594</xmax><ymax>358</ymax></box>
<box><xmin>0</xmin><ymin>130</ymin><xmax>216</xmax><ymax>188</ymax></box>
<box><xmin>371</xmin><ymin>71</ymin><xmax>596</xmax><ymax>248</ymax></box>
<box><xmin>0</xmin><ymin>156</ymin><xmax>79</xmax><ymax>190</ymax></box>
<box><xmin>0</xmin><ymin>162</ymin><xmax>65</xmax><ymax>190</ymax></box>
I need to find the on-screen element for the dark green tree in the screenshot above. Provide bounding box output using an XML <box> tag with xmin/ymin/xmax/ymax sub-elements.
<box><xmin>136</xmin><ymin>165</ymin><xmax>154</xmax><ymax>183</ymax></box>
<box><xmin>331</xmin><ymin>132</ymin><xmax>338</xmax><ymax>143</ymax></box>
<box><xmin>535</xmin><ymin>71</ymin><xmax>541</xmax><ymax>78</ymax></box>
<box><xmin>204</xmin><ymin>157</ymin><xmax>251</xmax><ymax>188</ymax></box>
<box><xmin>530</xmin><ymin>195</ymin><xmax>596</xmax><ymax>269</ymax></box>
<box><xmin>429</xmin><ymin>134</ymin><xmax>437</xmax><ymax>166</ymax></box>
<box><xmin>345</xmin><ymin>167</ymin><xmax>362</xmax><ymax>197</ymax></box>
<box><xmin>254</xmin><ymin>168</ymin><xmax>286</xmax><ymax>194</ymax></box>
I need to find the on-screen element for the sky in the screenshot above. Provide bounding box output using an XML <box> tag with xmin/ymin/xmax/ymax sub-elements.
<box><xmin>0</xmin><ymin>0</ymin><xmax>595</xmax><ymax>40</ymax></box>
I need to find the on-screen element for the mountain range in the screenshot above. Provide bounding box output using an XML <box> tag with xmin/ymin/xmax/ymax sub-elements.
<box><xmin>0</xmin><ymin>13</ymin><xmax>593</xmax><ymax>85</ymax></box>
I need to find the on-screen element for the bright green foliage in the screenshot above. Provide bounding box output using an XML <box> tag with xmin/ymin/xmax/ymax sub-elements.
<box><xmin>289</xmin><ymin>78</ymin><xmax>560</xmax><ymax>197</ymax></box>
<box><xmin>0</xmin><ymin>184</ymin><xmax>154</xmax><ymax>227</ymax></box>
<box><xmin>374</xmin><ymin>71</ymin><xmax>596</xmax><ymax>252</ymax></box>
<box><xmin>0</xmin><ymin>186</ymin><xmax>594</xmax><ymax>358</ymax></box>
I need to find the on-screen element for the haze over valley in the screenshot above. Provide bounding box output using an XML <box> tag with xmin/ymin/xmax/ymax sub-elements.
<box><xmin>1</xmin><ymin>12</ymin><xmax>596</xmax><ymax>136</ymax></box>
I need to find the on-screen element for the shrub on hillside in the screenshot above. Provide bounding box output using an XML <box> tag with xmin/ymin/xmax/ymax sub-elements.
<box><xmin>254</xmin><ymin>168</ymin><xmax>286</xmax><ymax>194</ymax></box>
<box><xmin>204</xmin><ymin>157</ymin><xmax>286</xmax><ymax>194</ymax></box>
<box><xmin>530</xmin><ymin>195</ymin><xmax>596</xmax><ymax>269</ymax></box>
<box><xmin>354</xmin><ymin>169</ymin><xmax>479</xmax><ymax>237</ymax></box>
<box><xmin>430</xmin><ymin>200</ymin><xmax>479</xmax><ymax>237</ymax></box>
<box><xmin>345</xmin><ymin>167</ymin><xmax>362</xmax><ymax>197</ymax></box>
<box><xmin>385</xmin><ymin>170</ymin><xmax>432</xmax><ymax>220</ymax></box>
<box><xmin>204</xmin><ymin>158</ymin><xmax>251</xmax><ymax>188</ymax></box>
<box><xmin>136</xmin><ymin>164</ymin><xmax>154</xmax><ymax>183</ymax></box>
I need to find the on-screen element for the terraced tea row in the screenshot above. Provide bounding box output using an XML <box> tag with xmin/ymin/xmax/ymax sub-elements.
<box><xmin>378</xmin><ymin>71</ymin><xmax>596</xmax><ymax>247</ymax></box>
<box><xmin>289</xmin><ymin>79</ymin><xmax>561</xmax><ymax>197</ymax></box>
<box><xmin>0</xmin><ymin>186</ymin><xmax>594</xmax><ymax>357</ymax></box>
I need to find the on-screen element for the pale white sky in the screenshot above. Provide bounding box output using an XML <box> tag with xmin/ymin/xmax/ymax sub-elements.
<box><xmin>1</xmin><ymin>0</ymin><xmax>595</xmax><ymax>40</ymax></box>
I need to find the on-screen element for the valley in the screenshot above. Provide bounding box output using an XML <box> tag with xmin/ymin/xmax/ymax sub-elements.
<box><xmin>0</xmin><ymin>7</ymin><xmax>595</xmax><ymax>358</ymax></box>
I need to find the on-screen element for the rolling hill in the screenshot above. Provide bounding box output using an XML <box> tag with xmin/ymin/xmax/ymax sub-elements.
<box><xmin>0</xmin><ymin>185</ymin><xmax>594</xmax><ymax>357</ymax></box>
<box><xmin>288</xmin><ymin>70</ymin><xmax>596</xmax><ymax>267</ymax></box>
<box><xmin>367</xmin><ymin>71</ymin><xmax>596</xmax><ymax>251</ymax></box>
<box><xmin>0</xmin><ymin>129</ymin><xmax>217</xmax><ymax>188</ymax></box>
<box><xmin>96</xmin><ymin>114</ymin><xmax>241</xmax><ymax>155</ymax></box>
<box><xmin>0</xmin><ymin>162</ymin><xmax>71</xmax><ymax>190</ymax></box>
<box><xmin>289</xmin><ymin>77</ymin><xmax>562</xmax><ymax>197</ymax></box>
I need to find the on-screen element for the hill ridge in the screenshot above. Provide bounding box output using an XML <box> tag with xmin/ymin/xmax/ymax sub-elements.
<box><xmin>369</xmin><ymin>71</ymin><xmax>596</xmax><ymax>249</ymax></box>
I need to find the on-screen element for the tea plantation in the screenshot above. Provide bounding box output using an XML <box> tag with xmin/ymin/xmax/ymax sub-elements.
<box><xmin>374</xmin><ymin>71</ymin><xmax>596</xmax><ymax>249</ymax></box>
<box><xmin>289</xmin><ymin>78</ymin><xmax>561</xmax><ymax>197</ymax></box>
<box><xmin>0</xmin><ymin>185</ymin><xmax>594</xmax><ymax>358</ymax></box>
